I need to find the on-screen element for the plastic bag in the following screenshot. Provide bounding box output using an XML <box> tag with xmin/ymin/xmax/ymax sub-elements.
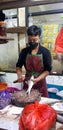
<box><xmin>19</xmin><ymin>101</ymin><xmax>57</xmax><ymax>130</ymax></box>
<box><xmin>54</xmin><ymin>27</ymin><xmax>63</xmax><ymax>53</ymax></box>
<box><xmin>0</xmin><ymin>90</ymin><xmax>11</xmax><ymax>109</ymax></box>
<box><xmin>7</xmin><ymin>87</ymin><xmax>20</xmax><ymax>93</ymax></box>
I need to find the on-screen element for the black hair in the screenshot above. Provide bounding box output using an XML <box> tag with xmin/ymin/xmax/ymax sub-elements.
<box><xmin>27</xmin><ymin>25</ymin><xmax>41</xmax><ymax>37</ymax></box>
<box><xmin>0</xmin><ymin>10</ymin><xmax>5</xmax><ymax>21</ymax></box>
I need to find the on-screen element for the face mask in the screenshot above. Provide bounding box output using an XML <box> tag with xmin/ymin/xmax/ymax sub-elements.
<box><xmin>29</xmin><ymin>42</ymin><xmax>39</xmax><ymax>50</ymax></box>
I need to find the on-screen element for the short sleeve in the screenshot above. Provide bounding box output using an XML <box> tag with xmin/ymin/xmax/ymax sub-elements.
<box><xmin>43</xmin><ymin>49</ymin><xmax>52</xmax><ymax>72</ymax></box>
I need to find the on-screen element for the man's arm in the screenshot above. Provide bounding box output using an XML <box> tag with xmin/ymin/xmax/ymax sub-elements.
<box><xmin>32</xmin><ymin>70</ymin><xmax>49</xmax><ymax>84</ymax></box>
<box><xmin>16</xmin><ymin>67</ymin><xmax>25</xmax><ymax>82</ymax></box>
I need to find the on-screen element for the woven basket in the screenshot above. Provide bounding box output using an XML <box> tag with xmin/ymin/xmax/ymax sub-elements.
<box><xmin>11</xmin><ymin>89</ymin><xmax>41</xmax><ymax>107</ymax></box>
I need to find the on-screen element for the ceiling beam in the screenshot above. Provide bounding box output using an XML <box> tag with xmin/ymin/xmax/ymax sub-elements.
<box><xmin>0</xmin><ymin>0</ymin><xmax>17</xmax><ymax>3</ymax></box>
<box><xmin>28</xmin><ymin>8</ymin><xmax>63</xmax><ymax>16</ymax></box>
<box><xmin>0</xmin><ymin>0</ymin><xmax>63</xmax><ymax>10</ymax></box>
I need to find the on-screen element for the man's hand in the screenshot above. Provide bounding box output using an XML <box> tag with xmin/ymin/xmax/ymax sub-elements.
<box><xmin>32</xmin><ymin>71</ymin><xmax>49</xmax><ymax>84</ymax></box>
<box><xmin>13</xmin><ymin>75</ymin><xmax>25</xmax><ymax>83</ymax></box>
<box><xmin>32</xmin><ymin>77</ymin><xmax>39</xmax><ymax>84</ymax></box>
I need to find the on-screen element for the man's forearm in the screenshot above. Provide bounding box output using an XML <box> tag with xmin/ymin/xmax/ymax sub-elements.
<box><xmin>16</xmin><ymin>67</ymin><xmax>22</xmax><ymax>79</ymax></box>
<box><xmin>38</xmin><ymin>70</ymin><xmax>49</xmax><ymax>81</ymax></box>
<box><xmin>32</xmin><ymin>70</ymin><xmax>49</xmax><ymax>84</ymax></box>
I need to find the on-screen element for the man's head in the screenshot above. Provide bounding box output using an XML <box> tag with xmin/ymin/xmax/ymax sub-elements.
<box><xmin>27</xmin><ymin>25</ymin><xmax>41</xmax><ymax>37</ymax></box>
<box><xmin>27</xmin><ymin>25</ymin><xmax>41</xmax><ymax>49</ymax></box>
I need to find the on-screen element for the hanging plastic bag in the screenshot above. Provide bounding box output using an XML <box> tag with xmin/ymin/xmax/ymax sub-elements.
<box><xmin>54</xmin><ymin>27</ymin><xmax>63</xmax><ymax>53</ymax></box>
<box><xmin>19</xmin><ymin>101</ymin><xmax>57</xmax><ymax>130</ymax></box>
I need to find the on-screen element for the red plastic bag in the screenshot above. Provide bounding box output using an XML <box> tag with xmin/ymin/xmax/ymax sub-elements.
<box><xmin>54</xmin><ymin>27</ymin><xmax>63</xmax><ymax>53</ymax></box>
<box><xmin>19</xmin><ymin>101</ymin><xmax>57</xmax><ymax>130</ymax></box>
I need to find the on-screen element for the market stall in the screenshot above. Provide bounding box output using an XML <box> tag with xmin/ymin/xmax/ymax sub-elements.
<box><xmin>0</xmin><ymin>1</ymin><xmax>63</xmax><ymax>130</ymax></box>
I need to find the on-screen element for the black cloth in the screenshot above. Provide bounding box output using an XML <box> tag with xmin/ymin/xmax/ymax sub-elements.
<box><xmin>16</xmin><ymin>45</ymin><xmax>52</xmax><ymax>72</ymax></box>
<box><xmin>0</xmin><ymin>10</ymin><xmax>5</xmax><ymax>21</ymax></box>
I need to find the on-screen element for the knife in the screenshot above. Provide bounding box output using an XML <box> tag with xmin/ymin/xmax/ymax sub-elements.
<box><xmin>13</xmin><ymin>79</ymin><xmax>18</xmax><ymax>83</ymax></box>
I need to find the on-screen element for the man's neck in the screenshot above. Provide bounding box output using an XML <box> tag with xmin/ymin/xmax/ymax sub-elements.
<box><xmin>31</xmin><ymin>44</ymin><xmax>39</xmax><ymax>54</ymax></box>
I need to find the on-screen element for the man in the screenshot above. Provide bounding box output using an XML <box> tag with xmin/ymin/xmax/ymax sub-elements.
<box><xmin>16</xmin><ymin>25</ymin><xmax>52</xmax><ymax>97</ymax></box>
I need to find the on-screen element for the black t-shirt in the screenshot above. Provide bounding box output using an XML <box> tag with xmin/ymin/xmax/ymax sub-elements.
<box><xmin>16</xmin><ymin>45</ymin><xmax>52</xmax><ymax>72</ymax></box>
